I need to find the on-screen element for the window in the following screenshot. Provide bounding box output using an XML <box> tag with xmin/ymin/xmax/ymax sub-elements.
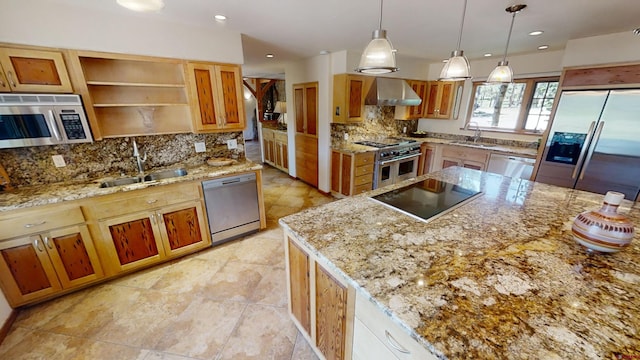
<box><xmin>467</xmin><ymin>77</ymin><xmax>559</xmax><ymax>133</ymax></box>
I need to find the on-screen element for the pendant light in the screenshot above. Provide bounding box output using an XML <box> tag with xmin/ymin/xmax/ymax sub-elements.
<box><xmin>355</xmin><ymin>0</ymin><xmax>398</xmax><ymax>74</ymax></box>
<box><xmin>439</xmin><ymin>0</ymin><xmax>471</xmax><ymax>80</ymax></box>
<box><xmin>487</xmin><ymin>4</ymin><xmax>527</xmax><ymax>83</ymax></box>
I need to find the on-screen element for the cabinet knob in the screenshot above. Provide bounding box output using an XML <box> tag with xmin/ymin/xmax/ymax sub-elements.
<box><xmin>44</xmin><ymin>236</ymin><xmax>54</xmax><ymax>250</ymax></box>
<box><xmin>147</xmin><ymin>199</ymin><xmax>158</xmax><ymax>204</ymax></box>
<box><xmin>33</xmin><ymin>238</ymin><xmax>45</xmax><ymax>252</ymax></box>
<box><xmin>7</xmin><ymin>71</ymin><xmax>16</xmax><ymax>87</ymax></box>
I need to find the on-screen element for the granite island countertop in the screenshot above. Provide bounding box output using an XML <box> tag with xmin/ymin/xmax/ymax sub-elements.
<box><xmin>279</xmin><ymin>167</ymin><xmax>640</xmax><ymax>359</ymax></box>
<box><xmin>0</xmin><ymin>160</ymin><xmax>262</xmax><ymax>212</ymax></box>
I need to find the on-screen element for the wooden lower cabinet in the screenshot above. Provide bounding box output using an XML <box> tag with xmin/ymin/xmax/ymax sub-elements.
<box><xmin>432</xmin><ymin>144</ymin><xmax>489</xmax><ymax>172</ymax></box>
<box><xmin>98</xmin><ymin>200</ymin><xmax>208</xmax><ymax>274</ymax></box>
<box><xmin>286</xmin><ymin>234</ymin><xmax>354</xmax><ymax>360</ymax></box>
<box><xmin>316</xmin><ymin>264</ymin><xmax>348</xmax><ymax>360</ymax></box>
<box><xmin>331</xmin><ymin>150</ymin><xmax>375</xmax><ymax>196</ymax></box>
<box><xmin>418</xmin><ymin>143</ymin><xmax>435</xmax><ymax>175</ymax></box>
<box><xmin>296</xmin><ymin>133</ymin><xmax>318</xmax><ymax>187</ymax></box>
<box><xmin>263</xmin><ymin>128</ymin><xmax>289</xmax><ymax>173</ymax></box>
<box><xmin>0</xmin><ymin>223</ymin><xmax>103</xmax><ymax>307</ymax></box>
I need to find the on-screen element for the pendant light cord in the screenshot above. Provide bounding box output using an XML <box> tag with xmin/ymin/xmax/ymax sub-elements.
<box><xmin>378</xmin><ymin>0</ymin><xmax>384</xmax><ymax>29</ymax></box>
<box><xmin>455</xmin><ymin>0</ymin><xmax>468</xmax><ymax>51</ymax></box>
<box><xmin>502</xmin><ymin>11</ymin><xmax>517</xmax><ymax>63</ymax></box>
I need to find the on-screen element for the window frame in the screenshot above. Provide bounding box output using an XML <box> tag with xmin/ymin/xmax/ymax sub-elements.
<box><xmin>465</xmin><ymin>76</ymin><xmax>560</xmax><ymax>135</ymax></box>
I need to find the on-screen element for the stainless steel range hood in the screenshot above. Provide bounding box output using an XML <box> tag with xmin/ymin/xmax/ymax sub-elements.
<box><xmin>364</xmin><ymin>77</ymin><xmax>422</xmax><ymax>106</ymax></box>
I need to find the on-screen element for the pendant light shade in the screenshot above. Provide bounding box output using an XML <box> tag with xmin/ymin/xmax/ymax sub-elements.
<box><xmin>487</xmin><ymin>4</ymin><xmax>526</xmax><ymax>83</ymax></box>
<box><xmin>356</xmin><ymin>0</ymin><xmax>398</xmax><ymax>74</ymax></box>
<box><xmin>439</xmin><ymin>0</ymin><xmax>471</xmax><ymax>80</ymax></box>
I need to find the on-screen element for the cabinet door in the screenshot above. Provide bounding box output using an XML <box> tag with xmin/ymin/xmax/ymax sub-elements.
<box><xmin>316</xmin><ymin>263</ymin><xmax>347</xmax><ymax>360</ymax></box>
<box><xmin>409</xmin><ymin>80</ymin><xmax>428</xmax><ymax>118</ymax></box>
<box><xmin>331</xmin><ymin>151</ymin><xmax>341</xmax><ymax>193</ymax></box>
<box><xmin>157</xmin><ymin>201</ymin><xmax>210</xmax><ymax>258</ymax></box>
<box><xmin>214</xmin><ymin>65</ymin><xmax>245</xmax><ymax>130</ymax></box>
<box><xmin>0</xmin><ymin>235</ymin><xmax>62</xmax><ymax>306</ymax></box>
<box><xmin>436</xmin><ymin>82</ymin><xmax>455</xmax><ymax>118</ymax></box>
<box><xmin>425</xmin><ymin>82</ymin><xmax>440</xmax><ymax>118</ymax></box>
<box><xmin>282</xmin><ymin>143</ymin><xmax>289</xmax><ymax>170</ymax></box>
<box><xmin>188</xmin><ymin>62</ymin><xmax>221</xmax><ymax>131</ymax></box>
<box><xmin>0</xmin><ymin>48</ymin><xmax>73</xmax><ymax>93</ymax></box>
<box><xmin>99</xmin><ymin>212</ymin><xmax>166</xmax><ymax>273</ymax></box>
<box><xmin>288</xmin><ymin>238</ymin><xmax>311</xmax><ymax>335</ymax></box>
<box><xmin>305</xmin><ymin>84</ymin><xmax>318</xmax><ymax>135</ymax></box>
<box><xmin>294</xmin><ymin>85</ymin><xmax>305</xmax><ymax>134</ymax></box>
<box><xmin>441</xmin><ymin>158</ymin><xmax>461</xmax><ymax>169</ymax></box>
<box><xmin>46</xmin><ymin>225</ymin><xmax>104</xmax><ymax>289</ymax></box>
<box><xmin>341</xmin><ymin>153</ymin><xmax>352</xmax><ymax>196</ymax></box>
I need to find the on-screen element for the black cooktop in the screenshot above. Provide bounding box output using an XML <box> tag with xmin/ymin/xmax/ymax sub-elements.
<box><xmin>370</xmin><ymin>179</ymin><xmax>482</xmax><ymax>222</ymax></box>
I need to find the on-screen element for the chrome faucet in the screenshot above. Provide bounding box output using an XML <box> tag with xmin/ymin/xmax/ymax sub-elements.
<box><xmin>466</xmin><ymin>121</ymin><xmax>482</xmax><ymax>143</ymax></box>
<box><xmin>132</xmin><ymin>139</ymin><xmax>147</xmax><ymax>174</ymax></box>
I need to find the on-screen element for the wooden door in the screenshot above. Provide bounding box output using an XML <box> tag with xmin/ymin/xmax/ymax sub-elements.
<box><xmin>0</xmin><ymin>235</ymin><xmax>62</xmax><ymax>306</ymax></box>
<box><xmin>188</xmin><ymin>63</ymin><xmax>220</xmax><ymax>131</ymax></box>
<box><xmin>46</xmin><ymin>225</ymin><xmax>104</xmax><ymax>289</ymax></box>
<box><xmin>294</xmin><ymin>85</ymin><xmax>305</xmax><ymax>134</ymax></box>
<box><xmin>315</xmin><ymin>263</ymin><xmax>347</xmax><ymax>360</ymax></box>
<box><xmin>157</xmin><ymin>201</ymin><xmax>210</xmax><ymax>258</ymax></box>
<box><xmin>288</xmin><ymin>238</ymin><xmax>311</xmax><ymax>334</ymax></box>
<box><xmin>0</xmin><ymin>48</ymin><xmax>73</xmax><ymax>93</ymax></box>
<box><xmin>214</xmin><ymin>65</ymin><xmax>245</xmax><ymax>130</ymax></box>
<box><xmin>99</xmin><ymin>211</ymin><xmax>166</xmax><ymax>273</ymax></box>
<box><xmin>305</xmin><ymin>84</ymin><xmax>318</xmax><ymax>135</ymax></box>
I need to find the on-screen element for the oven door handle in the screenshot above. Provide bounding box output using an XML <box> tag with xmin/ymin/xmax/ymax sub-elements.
<box><xmin>379</xmin><ymin>153</ymin><xmax>420</xmax><ymax>166</ymax></box>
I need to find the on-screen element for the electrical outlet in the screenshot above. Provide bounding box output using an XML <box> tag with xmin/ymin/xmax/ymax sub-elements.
<box><xmin>194</xmin><ymin>142</ymin><xmax>206</xmax><ymax>153</ymax></box>
<box><xmin>227</xmin><ymin>139</ymin><xmax>238</xmax><ymax>150</ymax></box>
<box><xmin>52</xmin><ymin>155</ymin><xmax>66</xmax><ymax>167</ymax></box>
<box><xmin>344</xmin><ymin>133</ymin><xmax>349</xmax><ymax>141</ymax></box>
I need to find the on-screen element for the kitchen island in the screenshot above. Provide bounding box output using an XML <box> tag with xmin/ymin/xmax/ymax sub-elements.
<box><xmin>279</xmin><ymin>167</ymin><xmax>639</xmax><ymax>359</ymax></box>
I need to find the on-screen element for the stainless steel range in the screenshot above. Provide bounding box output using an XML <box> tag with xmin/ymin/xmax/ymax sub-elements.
<box><xmin>354</xmin><ymin>137</ymin><xmax>421</xmax><ymax>189</ymax></box>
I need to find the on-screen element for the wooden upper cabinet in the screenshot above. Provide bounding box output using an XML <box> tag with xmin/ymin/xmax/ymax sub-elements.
<box><xmin>187</xmin><ymin>62</ymin><xmax>246</xmax><ymax>132</ymax></box>
<box><xmin>395</xmin><ymin>79</ymin><xmax>429</xmax><ymax>120</ymax></box>
<box><xmin>293</xmin><ymin>82</ymin><xmax>318</xmax><ymax>136</ymax></box>
<box><xmin>425</xmin><ymin>80</ymin><xmax>461</xmax><ymax>119</ymax></box>
<box><xmin>333</xmin><ymin>74</ymin><xmax>371</xmax><ymax>123</ymax></box>
<box><xmin>0</xmin><ymin>47</ymin><xmax>73</xmax><ymax>93</ymax></box>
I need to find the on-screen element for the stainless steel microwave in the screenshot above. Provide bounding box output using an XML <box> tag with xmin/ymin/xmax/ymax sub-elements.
<box><xmin>0</xmin><ymin>93</ymin><xmax>93</xmax><ymax>148</ymax></box>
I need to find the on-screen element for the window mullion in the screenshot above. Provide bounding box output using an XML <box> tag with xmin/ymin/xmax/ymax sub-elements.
<box><xmin>517</xmin><ymin>79</ymin><xmax>535</xmax><ymax>130</ymax></box>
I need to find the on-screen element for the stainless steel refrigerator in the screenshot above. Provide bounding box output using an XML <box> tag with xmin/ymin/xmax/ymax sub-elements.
<box><xmin>536</xmin><ymin>89</ymin><xmax>640</xmax><ymax>201</ymax></box>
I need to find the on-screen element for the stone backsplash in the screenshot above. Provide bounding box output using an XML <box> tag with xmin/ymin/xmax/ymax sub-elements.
<box><xmin>0</xmin><ymin>132</ymin><xmax>245</xmax><ymax>188</ymax></box>
<box><xmin>331</xmin><ymin>106</ymin><xmax>418</xmax><ymax>147</ymax></box>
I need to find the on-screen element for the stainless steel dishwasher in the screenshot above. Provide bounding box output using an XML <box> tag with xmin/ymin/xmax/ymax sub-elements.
<box><xmin>202</xmin><ymin>173</ymin><xmax>261</xmax><ymax>245</ymax></box>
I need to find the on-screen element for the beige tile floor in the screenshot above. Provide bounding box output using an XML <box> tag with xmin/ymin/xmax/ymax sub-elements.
<box><xmin>0</xmin><ymin>141</ymin><xmax>333</xmax><ymax>360</ymax></box>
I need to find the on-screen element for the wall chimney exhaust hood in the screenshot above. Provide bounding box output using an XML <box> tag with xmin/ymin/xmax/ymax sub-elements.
<box><xmin>364</xmin><ymin>77</ymin><xmax>422</xmax><ymax>106</ymax></box>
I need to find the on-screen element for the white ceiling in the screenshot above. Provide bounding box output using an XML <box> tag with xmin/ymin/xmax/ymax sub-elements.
<box><xmin>53</xmin><ymin>0</ymin><xmax>640</xmax><ymax>78</ymax></box>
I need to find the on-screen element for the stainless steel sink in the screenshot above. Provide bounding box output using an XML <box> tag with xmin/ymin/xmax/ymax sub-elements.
<box><xmin>99</xmin><ymin>177</ymin><xmax>142</xmax><ymax>188</ymax></box>
<box><xmin>99</xmin><ymin>168</ymin><xmax>188</xmax><ymax>188</ymax></box>
<box><xmin>143</xmin><ymin>168</ymin><xmax>188</xmax><ymax>181</ymax></box>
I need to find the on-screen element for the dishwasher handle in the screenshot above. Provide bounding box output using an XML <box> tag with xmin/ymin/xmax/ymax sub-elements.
<box><xmin>202</xmin><ymin>173</ymin><xmax>257</xmax><ymax>190</ymax></box>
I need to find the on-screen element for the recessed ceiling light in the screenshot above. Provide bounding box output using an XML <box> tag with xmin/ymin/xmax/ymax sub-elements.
<box><xmin>266</xmin><ymin>54</ymin><xmax>275</xmax><ymax>58</ymax></box>
<box><xmin>537</xmin><ymin>45</ymin><xmax>549</xmax><ymax>50</ymax></box>
<box><xmin>214</xmin><ymin>14</ymin><xmax>227</xmax><ymax>21</ymax></box>
<box><xmin>529</xmin><ymin>30</ymin><xmax>544</xmax><ymax>36</ymax></box>
<box><xmin>484</xmin><ymin>53</ymin><xmax>492</xmax><ymax>57</ymax></box>
<box><xmin>319</xmin><ymin>50</ymin><xmax>330</xmax><ymax>55</ymax></box>
<box><xmin>116</xmin><ymin>0</ymin><xmax>164</xmax><ymax>12</ymax></box>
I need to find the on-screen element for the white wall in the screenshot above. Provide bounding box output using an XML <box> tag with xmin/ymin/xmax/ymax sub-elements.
<box><xmin>562</xmin><ymin>31</ymin><xmax>640</xmax><ymax>67</ymax></box>
<box><xmin>285</xmin><ymin>54</ymin><xmax>333</xmax><ymax>192</ymax></box>
<box><xmin>0</xmin><ymin>0</ymin><xmax>243</xmax><ymax>63</ymax></box>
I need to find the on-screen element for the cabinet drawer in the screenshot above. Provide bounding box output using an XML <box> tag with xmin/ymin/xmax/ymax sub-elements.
<box><xmin>354</xmin><ymin>164</ymin><xmax>373</xmax><ymax>177</ymax></box>
<box><xmin>355</xmin><ymin>293</ymin><xmax>438</xmax><ymax>360</ymax></box>
<box><xmin>91</xmin><ymin>182</ymin><xmax>199</xmax><ymax>219</ymax></box>
<box><xmin>355</xmin><ymin>152</ymin><xmax>375</xmax><ymax>166</ymax></box>
<box><xmin>354</xmin><ymin>174</ymin><xmax>373</xmax><ymax>186</ymax></box>
<box><xmin>274</xmin><ymin>131</ymin><xmax>288</xmax><ymax>143</ymax></box>
<box><xmin>353</xmin><ymin>182</ymin><xmax>372</xmax><ymax>195</ymax></box>
<box><xmin>0</xmin><ymin>206</ymin><xmax>85</xmax><ymax>239</ymax></box>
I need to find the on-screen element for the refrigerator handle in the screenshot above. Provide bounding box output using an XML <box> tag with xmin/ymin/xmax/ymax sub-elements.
<box><xmin>571</xmin><ymin>121</ymin><xmax>597</xmax><ymax>179</ymax></box>
<box><xmin>578</xmin><ymin>121</ymin><xmax>605</xmax><ymax>181</ymax></box>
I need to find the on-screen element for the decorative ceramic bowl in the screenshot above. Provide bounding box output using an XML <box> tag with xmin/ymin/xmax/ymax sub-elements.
<box><xmin>206</xmin><ymin>158</ymin><xmax>234</xmax><ymax>167</ymax></box>
<box><xmin>572</xmin><ymin>191</ymin><xmax>635</xmax><ymax>253</ymax></box>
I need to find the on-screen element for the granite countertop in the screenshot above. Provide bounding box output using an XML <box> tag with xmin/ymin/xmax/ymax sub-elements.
<box><xmin>0</xmin><ymin>160</ymin><xmax>262</xmax><ymax>212</ymax></box>
<box><xmin>333</xmin><ymin>137</ymin><xmax>538</xmax><ymax>157</ymax></box>
<box><xmin>279</xmin><ymin>167</ymin><xmax>640</xmax><ymax>359</ymax></box>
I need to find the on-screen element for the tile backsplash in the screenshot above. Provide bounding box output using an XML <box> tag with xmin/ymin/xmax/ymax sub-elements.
<box><xmin>0</xmin><ymin>132</ymin><xmax>245</xmax><ymax>188</ymax></box>
<box><xmin>331</xmin><ymin>106</ymin><xmax>418</xmax><ymax>146</ymax></box>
